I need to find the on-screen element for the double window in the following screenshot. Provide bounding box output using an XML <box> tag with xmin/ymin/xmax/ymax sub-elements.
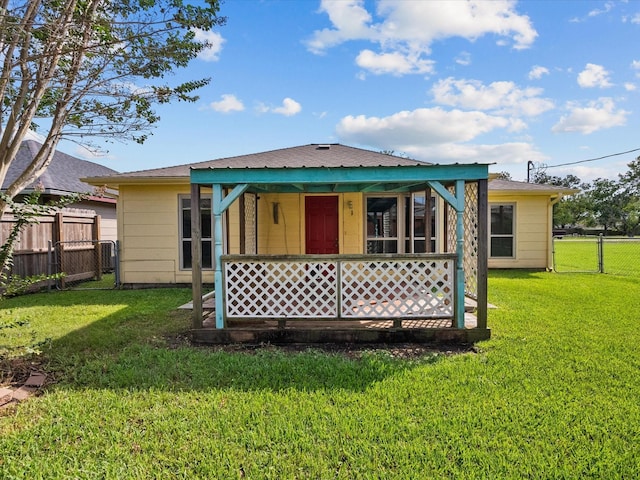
<box><xmin>366</xmin><ymin>193</ymin><xmax>436</xmax><ymax>254</ymax></box>
<box><xmin>180</xmin><ymin>196</ymin><xmax>213</xmax><ymax>269</ymax></box>
<box><xmin>490</xmin><ymin>204</ymin><xmax>515</xmax><ymax>258</ymax></box>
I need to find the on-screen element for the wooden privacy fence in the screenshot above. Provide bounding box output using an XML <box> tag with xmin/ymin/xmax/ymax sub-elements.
<box><xmin>0</xmin><ymin>208</ymin><xmax>116</xmax><ymax>287</ymax></box>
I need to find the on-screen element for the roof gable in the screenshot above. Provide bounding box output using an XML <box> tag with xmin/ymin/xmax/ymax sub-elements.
<box><xmin>88</xmin><ymin>144</ymin><xmax>430</xmax><ymax>181</ymax></box>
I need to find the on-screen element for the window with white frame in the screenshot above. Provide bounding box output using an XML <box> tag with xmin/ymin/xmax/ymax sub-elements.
<box><xmin>490</xmin><ymin>204</ymin><xmax>515</xmax><ymax>258</ymax></box>
<box><xmin>366</xmin><ymin>193</ymin><xmax>437</xmax><ymax>254</ymax></box>
<box><xmin>180</xmin><ymin>196</ymin><xmax>213</xmax><ymax>269</ymax></box>
<box><xmin>404</xmin><ymin>192</ymin><xmax>436</xmax><ymax>253</ymax></box>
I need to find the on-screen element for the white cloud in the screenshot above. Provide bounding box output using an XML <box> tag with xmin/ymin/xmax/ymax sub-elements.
<box><xmin>633</xmin><ymin>60</ymin><xmax>640</xmax><ymax>77</ymax></box>
<box><xmin>355</xmin><ymin>50</ymin><xmax>434</xmax><ymax>76</ymax></box>
<box><xmin>336</xmin><ymin>107</ymin><xmax>509</xmax><ymax>147</ymax></box>
<box><xmin>306</xmin><ymin>0</ymin><xmax>373</xmax><ymax>54</ymax></box>
<box><xmin>633</xmin><ymin>13</ymin><xmax>640</xmax><ymax>24</ymax></box>
<box><xmin>192</xmin><ymin>29</ymin><xmax>225</xmax><ymax>61</ymax></box>
<box><xmin>455</xmin><ymin>51</ymin><xmax>472</xmax><ymax>66</ymax></box>
<box><xmin>552</xmin><ymin>97</ymin><xmax>628</xmax><ymax>134</ymax></box>
<box><xmin>307</xmin><ymin>0</ymin><xmax>537</xmax><ymax>76</ymax></box>
<box><xmin>431</xmin><ymin>78</ymin><xmax>555</xmax><ymax>117</ymax></box>
<box><xmin>258</xmin><ymin>98</ymin><xmax>302</xmax><ymax>116</ymax></box>
<box><xmin>624</xmin><ymin>83</ymin><xmax>637</xmax><ymax>91</ymax></box>
<box><xmin>588</xmin><ymin>2</ymin><xmax>614</xmax><ymax>17</ymax></box>
<box><xmin>273</xmin><ymin>98</ymin><xmax>302</xmax><ymax>116</ymax></box>
<box><xmin>405</xmin><ymin>142</ymin><xmax>547</xmax><ymax>166</ymax></box>
<box><xmin>528</xmin><ymin>65</ymin><xmax>549</xmax><ymax>80</ymax></box>
<box><xmin>209</xmin><ymin>94</ymin><xmax>244</xmax><ymax>113</ymax></box>
<box><xmin>577</xmin><ymin>63</ymin><xmax>613</xmax><ymax>88</ymax></box>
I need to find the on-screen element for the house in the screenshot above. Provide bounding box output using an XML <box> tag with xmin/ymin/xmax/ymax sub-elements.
<box><xmin>2</xmin><ymin>140</ymin><xmax>119</xmax><ymax>242</ymax></box>
<box><xmin>487</xmin><ymin>178</ymin><xmax>577</xmax><ymax>270</ymax></box>
<box><xmin>84</xmin><ymin>143</ymin><xmax>492</xmax><ymax>343</ymax></box>
<box><xmin>85</xmin><ymin>144</ymin><xmax>572</xmax><ymax>342</ymax></box>
<box><xmin>84</xmin><ymin>144</ymin><xmax>573</xmax><ymax>284</ymax></box>
<box><xmin>1</xmin><ymin>140</ymin><xmax>121</xmax><ymax>285</ymax></box>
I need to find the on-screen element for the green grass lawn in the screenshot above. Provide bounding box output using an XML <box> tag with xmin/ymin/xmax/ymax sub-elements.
<box><xmin>1</xmin><ymin>271</ymin><xmax>640</xmax><ymax>478</ymax></box>
<box><xmin>553</xmin><ymin>236</ymin><xmax>640</xmax><ymax>275</ymax></box>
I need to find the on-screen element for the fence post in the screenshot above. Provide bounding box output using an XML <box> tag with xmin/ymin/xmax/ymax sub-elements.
<box><xmin>598</xmin><ymin>234</ymin><xmax>604</xmax><ymax>273</ymax></box>
<box><xmin>55</xmin><ymin>212</ymin><xmax>66</xmax><ymax>289</ymax></box>
<box><xmin>93</xmin><ymin>215</ymin><xmax>102</xmax><ymax>281</ymax></box>
<box><xmin>47</xmin><ymin>240</ymin><xmax>52</xmax><ymax>292</ymax></box>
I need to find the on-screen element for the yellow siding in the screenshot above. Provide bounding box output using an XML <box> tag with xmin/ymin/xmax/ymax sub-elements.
<box><xmin>488</xmin><ymin>194</ymin><xmax>552</xmax><ymax>269</ymax></box>
<box><xmin>342</xmin><ymin>193</ymin><xmax>363</xmax><ymax>254</ymax></box>
<box><xmin>257</xmin><ymin>193</ymin><xmax>302</xmax><ymax>254</ymax></box>
<box><xmin>255</xmin><ymin>193</ymin><xmax>365</xmax><ymax>255</ymax></box>
<box><xmin>117</xmin><ymin>184</ymin><xmax>213</xmax><ymax>285</ymax></box>
<box><xmin>227</xmin><ymin>200</ymin><xmax>241</xmax><ymax>254</ymax></box>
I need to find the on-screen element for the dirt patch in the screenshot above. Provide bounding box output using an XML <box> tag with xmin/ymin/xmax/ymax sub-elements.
<box><xmin>181</xmin><ymin>336</ymin><xmax>477</xmax><ymax>359</ymax></box>
<box><xmin>1</xmin><ymin>361</ymin><xmax>47</xmax><ymax>411</ymax></box>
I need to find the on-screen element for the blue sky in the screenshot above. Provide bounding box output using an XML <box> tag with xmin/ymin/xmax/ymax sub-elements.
<box><xmin>69</xmin><ymin>0</ymin><xmax>640</xmax><ymax>182</ymax></box>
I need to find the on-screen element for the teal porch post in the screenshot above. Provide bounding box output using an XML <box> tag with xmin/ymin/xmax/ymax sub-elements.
<box><xmin>212</xmin><ymin>184</ymin><xmax>225</xmax><ymax>329</ymax></box>
<box><xmin>427</xmin><ymin>179</ymin><xmax>467</xmax><ymax>329</ymax></box>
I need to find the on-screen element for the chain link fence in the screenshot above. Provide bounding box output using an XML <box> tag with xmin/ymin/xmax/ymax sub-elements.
<box><xmin>553</xmin><ymin>236</ymin><xmax>640</xmax><ymax>276</ymax></box>
<box><xmin>49</xmin><ymin>240</ymin><xmax>120</xmax><ymax>290</ymax></box>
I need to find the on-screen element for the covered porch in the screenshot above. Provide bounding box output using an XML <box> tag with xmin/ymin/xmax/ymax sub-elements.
<box><xmin>189</xmin><ymin>160</ymin><xmax>490</xmax><ymax>344</ymax></box>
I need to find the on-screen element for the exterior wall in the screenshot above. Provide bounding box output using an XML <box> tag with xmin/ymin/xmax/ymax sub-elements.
<box><xmin>487</xmin><ymin>193</ymin><xmax>552</xmax><ymax>269</ymax></box>
<box><xmin>117</xmin><ymin>184</ymin><xmax>555</xmax><ymax>285</ymax></box>
<box><xmin>117</xmin><ymin>183</ymin><xmax>215</xmax><ymax>285</ymax></box>
<box><xmin>73</xmin><ymin>200</ymin><xmax>117</xmax><ymax>242</ymax></box>
<box><xmin>256</xmin><ymin>192</ymin><xmax>364</xmax><ymax>255</ymax></box>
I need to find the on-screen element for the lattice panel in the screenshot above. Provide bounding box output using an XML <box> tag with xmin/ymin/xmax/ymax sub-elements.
<box><xmin>464</xmin><ymin>182</ymin><xmax>479</xmax><ymax>299</ymax></box>
<box><xmin>340</xmin><ymin>259</ymin><xmax>453</xmax><ymax>318</ymax></box>
<box><xmin>444</xmin><ymin>182</ymin><xmax>479</xmax><ymax>299</ymax></box>
<box><xmin>225</xmin><ymin>260</ymin><xmax>337</xmax><ymax>318</ymax></box>
<box><xmin>243</xmin><ymin>193</ymin><xmax>257</xmax><ymax>255</ymax></box>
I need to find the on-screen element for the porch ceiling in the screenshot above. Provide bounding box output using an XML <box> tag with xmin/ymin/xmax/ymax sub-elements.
<box><xmin>190</xmin><ymin>164</ymin><xmax>489</xmax><ymax>194</ymax></box>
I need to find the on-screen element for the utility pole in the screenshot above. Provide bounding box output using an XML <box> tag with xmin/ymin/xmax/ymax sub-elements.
<box><xmin>527</xmin><ymin>160</ymin><xmax>534</xmax><ymax>183</ymax></box>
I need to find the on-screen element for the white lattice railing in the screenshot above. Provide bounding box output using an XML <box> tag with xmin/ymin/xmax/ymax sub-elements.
<box><xmin>223</xmin><ymin>254</ymin><xmax>456</xmax><ymax>322</ymax></box>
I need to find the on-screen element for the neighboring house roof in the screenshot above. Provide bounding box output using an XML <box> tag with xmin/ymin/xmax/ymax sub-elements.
<box><xmin>489</xmin><ymin>178</ymin><xmax>580</xmax><ymax>196</ymax></box>
<box><xmin>2</xmin><ymin>140</ymin><xmax>119</xmax><ymax>197</ymax></box>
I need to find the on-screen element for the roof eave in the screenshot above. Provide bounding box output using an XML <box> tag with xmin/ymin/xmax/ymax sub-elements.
<box><xmin>82</xmin><ymin>176</ymin><xmax>189</xmax><ymax>187</ymax></box>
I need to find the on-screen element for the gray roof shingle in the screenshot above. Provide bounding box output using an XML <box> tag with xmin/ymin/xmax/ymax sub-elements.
<box><xmin>2</xmin><ymin>140</ymin><xmax>118</xmax><ymax>195</ymax></box>
<box><xmin>90</xmin><ymin>144</ymin><xmax>430</xmax><ymax>180</ymax></box>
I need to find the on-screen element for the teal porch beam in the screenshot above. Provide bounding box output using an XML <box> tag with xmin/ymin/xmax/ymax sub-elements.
<box><xmin>211</xmin><ymin>183</ymin><xmax>248</xmax><ymax>330</ymax></box>
<box><xmin>191</xmin><ymin>164</ymin><xmax>488</xmax><ymax>186</ymax></box>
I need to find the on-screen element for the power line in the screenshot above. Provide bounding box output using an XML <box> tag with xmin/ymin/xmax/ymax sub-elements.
<box><xmin>545</xmin><ymin>147</ymin><xmax>640</xmax><ymax>169</ymax></box>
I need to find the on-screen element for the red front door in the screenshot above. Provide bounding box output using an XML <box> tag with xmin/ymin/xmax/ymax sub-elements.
<box><xmin>305</xmin><ymin>196</ymin><xmax>339</xmax><ymax>254</ymax></box>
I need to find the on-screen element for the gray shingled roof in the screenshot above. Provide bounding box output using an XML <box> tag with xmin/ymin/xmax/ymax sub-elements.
<box><xmin>2</xmin><ymin>140</ymin><xmax>118</xmax><ymax>195</ymax></box>
<box><xmin>90</xmin><ymin>144</ymin><xmax>430</xmax><ymax>180</ymax></box>
<box><xmin>489</xmin><ymin>178</ymin><xmax>579</xmax><ymax>194</ymax></box>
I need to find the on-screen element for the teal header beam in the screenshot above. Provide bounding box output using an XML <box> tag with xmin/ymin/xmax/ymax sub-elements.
<box><xmin>191</xmin><ymin>164</ymin><xmax>488</xmax><ymax>187</ymax></box>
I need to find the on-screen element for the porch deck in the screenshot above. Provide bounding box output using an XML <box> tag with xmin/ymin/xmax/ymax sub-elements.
<box><xmin>188</xmin><ymin>297</ymin><xmax>490</xmax><ymax>345</ymax></box>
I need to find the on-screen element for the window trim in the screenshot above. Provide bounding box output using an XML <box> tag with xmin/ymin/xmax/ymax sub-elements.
<box><xmin>365</xmin><ymin>193</ymin><xmax>438</xmax><ymax>254</ymax></box>
<box><xmin>489</xmin><ymin>202</ymin><xmax>516</xmax><ymax>259</ymax></box>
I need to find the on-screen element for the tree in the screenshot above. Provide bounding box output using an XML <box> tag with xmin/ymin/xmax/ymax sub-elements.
<box><xmin>583</xmin><ymin>178</ymin><xmax>626</xmax><ymax>235</ymax></box>
<box><xmin>0</xmin><ymin>0</ymin><xmax>226</xmax><ymax>214</ymax></box>
<box><xmin>494</xmin><ymin>171</ymin><xmax>512</xmax><ymax>181</ymax></box>
<box><xmin>531</xmin><ymin>168</ymin><xmax>586</xmax><ymax>228</ymax></box>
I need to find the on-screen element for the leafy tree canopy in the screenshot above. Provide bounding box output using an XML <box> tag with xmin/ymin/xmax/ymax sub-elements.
<box><xmin>0</xmin><ymin>0</ymin><xmax>226</xmax><ymax>212</ymax></box>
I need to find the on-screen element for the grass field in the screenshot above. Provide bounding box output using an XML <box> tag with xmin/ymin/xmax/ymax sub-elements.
<box><xmin>553</xmin><ymin>236</ymin><xmax>640</xmax><ymax>275</ymax></box>
<box><xmin>1</xmin><ymin>270</ymin><xmax>640</xmax><ymax>478</ymax></box>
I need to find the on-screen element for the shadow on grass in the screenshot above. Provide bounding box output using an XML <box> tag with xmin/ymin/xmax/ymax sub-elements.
<box><xmin>4</xmin><ymin>289</ymin><xmax>465</xmax><ymax>394</ymax></box>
